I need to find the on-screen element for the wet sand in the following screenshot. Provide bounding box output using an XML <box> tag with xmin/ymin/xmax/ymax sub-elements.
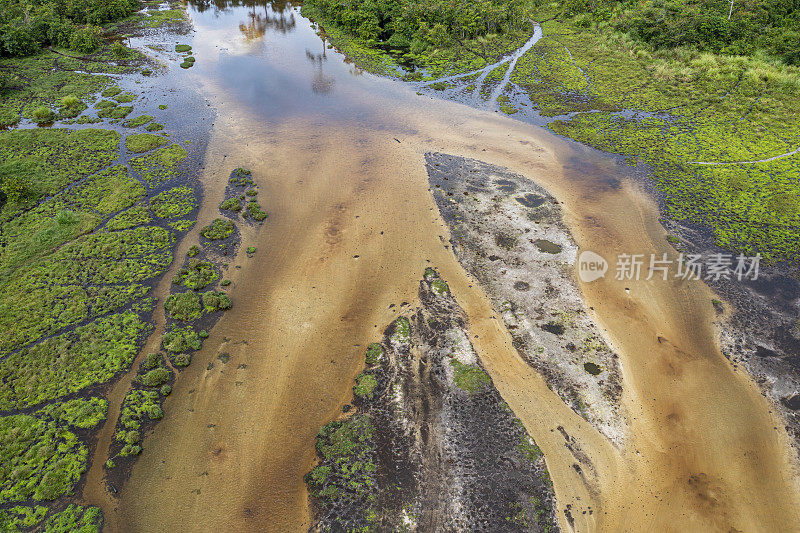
<box><xmin>98</xmin><ymin>70</ymin><xmax>800</xmax><ymax>532</ymax></box>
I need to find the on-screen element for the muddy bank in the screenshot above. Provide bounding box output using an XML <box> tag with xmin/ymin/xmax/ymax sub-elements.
<box><xmin>425</xmin><ymin>152</ymin><xmax>625</xmax><ymax>445</ymax></box>
<box><xmin>306</xmin><ymin>270</ymin><xmax>559</xmax><ymax>532</ymax></box>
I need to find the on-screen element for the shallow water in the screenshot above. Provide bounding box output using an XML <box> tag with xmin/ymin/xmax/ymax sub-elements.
<box><xmin>92</xmin><ymin>2</ymin><xmax>800</xmax><ymax>532</ymax></box>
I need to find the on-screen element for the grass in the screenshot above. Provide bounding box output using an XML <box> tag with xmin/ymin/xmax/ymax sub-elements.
<box><xmin>35</xmin><ymin>398</ymin><xmax>108</xmax><ymax>429</ymax></box>
<box><xmin>365</xmin><ymin>343</ymin><xmax>384</xmax><ymax>365</ymax></box>
<box><xmin>125</xmin><ymin>133</ymin><xmax>167</xmax><ymax>153</ymax></box>
<box><xmin>130</xmin><ymin>144</ymin><xmax>188</xmax><ymax>188</ymax></box>
<box><xmin>201</xmin><ymin>218</ymin><xmax>235</xmax><ymax>240</ymax></box>
<box><xmin>150</xmin><ymin>186</ymin><xmax>197</xmax><ymax>219</ymax></box>
<box><xmin>244</xmin><ymin>200</ymin><xmax>267</xmax><ymax>221</ymax></box>
<box><xmin>172</xmin><ymin>259</ymin><xmax>219</xmax><ymax>290</ymax></box>
<box><xmin>353</xmin><ymin>373</ymin><xmax>378</xmax><ymax>400</ymax></box>
<box><xmin>390</xmin><ymin>316</ymin><xmax>411</xmax><ymax>344</ymax></box>
<box><xmin>164</xmin><ymin>292</ymin><xmax>202</xmax><ymax>320</ymax></box>
<box><xmin>0</xmin><ymin>414</ymin><xmax>87</xmax><ymax>503</ymax></box>
<box><xmin>450</xmin><ymin>358</ymin><xmax>491</xmax><ymax>393</ymax></box>
<box><xmin>304</xmin><ymin>414</ymin><xmax>377</xmax><ymax>525</ymax></box>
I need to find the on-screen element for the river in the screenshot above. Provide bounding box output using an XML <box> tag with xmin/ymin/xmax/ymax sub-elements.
<box><xmin>87</xmin><ymin>1</ymin><xmax>800</xmax><ymax>531</ymax></box>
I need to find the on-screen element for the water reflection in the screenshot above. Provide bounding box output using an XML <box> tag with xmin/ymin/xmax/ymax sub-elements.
<box><xmin>183</xmin><ymin>0</ymin><xmax>399</xmax><ymax>122</ymax></box>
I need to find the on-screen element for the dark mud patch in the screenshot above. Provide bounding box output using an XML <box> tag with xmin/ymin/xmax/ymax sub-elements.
<box><xmin>305</xmin><ymin>271</ymin><xmax>559</xmax><ymax>532</ymax></box>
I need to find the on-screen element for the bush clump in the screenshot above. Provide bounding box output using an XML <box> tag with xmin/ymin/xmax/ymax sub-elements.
<box><xmin>164</xmin><ymin>291</ymin><xmax>202</xmax><ymax>320</ymax></box>
<box><xmin>201</xmin><ymin>218</ymin><xmax>234</xmax><ymax>240</ymax></box>
<box><xmin>140</xmin><ymin>367</ymin><xmax>171</xmax><ymax>387</ymax></box>
<box><xmin>353</xmin><ymin>373</ymin><xmax>378</xmax><ymax>399</ymax></box>
<box><xmin>70</xmin><ymin>25</ymin><xmax>103</xmax><ymax>54</ymax></box>
<box><xmin>172</xmin><ymin>259</ymin><xmax>218</xmax><ymax>290</ymax></box>
<box><xmin>201</xmin><ymin>291</ymin><xmax>232</xmax><ymax>313</ymax></box>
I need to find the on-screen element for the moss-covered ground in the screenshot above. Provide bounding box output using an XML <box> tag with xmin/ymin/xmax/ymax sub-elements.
<box><xmin>505</xmin><ymin>17</ymin><xmax>800</xmax><ymax>262</ymax></box>
<box><xmin>0</xmin><ymin>10</ymin><xmax>211</xmax><ymax>525</ymax></box>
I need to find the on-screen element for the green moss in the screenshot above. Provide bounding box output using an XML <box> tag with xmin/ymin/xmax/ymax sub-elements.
<box><xmin>220</xmin><ymin>197</ymin><xmax>241</xmax><ymax>212</ymax></box>
<box><xmin>431</xmin><ymin>278</ymin><xmax>450</xmax><ymax>296</ymax></box>
<box><xmin>145</xmin><ymin>122</ymin><xmax>164</xmax><ymax>132</ymax></box>
<box><xmin>0</xmin><ymin>312</ymin><xmax>151</xmax><ymax>410</ymax></box>
<box><xmin>97</xmin><ymin>105</ymin><xmax>132</xmax><ymax>119</ymax></box>
<box><xmin>244</xmin><ymin>200</ymin><xmax>267</xmax><ymax>221</ymax></box>
<box><xmin>365</xmin><ymin>343</ymin><xmax>384</xmax><ymax>365</ymax></box>
<box><xmin>304</xmin><ymin>415</ymin><xmax>377</xmax><ymax>520</ymax></box>
<box><xmin>113</xmin><ymin>93</ymin><xmax>135</xmax><ymax>103</ymax></box>
<box><xmin>175</xmin><ymin>44</ymin><xmax>192</xmax><ymax>53</ymax></box>
<box><xmin>35</xmin><ymin>397</ymin><xmax>108</xmax><ymax>429</ymax></box>
<box><xmin>390</xmin><ymin>316</ymin><xmax>410</xmax><ymax>344</ymax></box>
<box><xmin>0</xmin><ymin>506</ymin><xmax>48</xmax><ymax>531</ymax></box>
<box><xmin>130</xmin><ymin>144</ymin><xmax>188</xmax><ymax>188</ymax></box>
<box><xmin>115</xmin><ymin>389</ymin><xmax>162</xmax><ymax>456</ymax></box>
<box><xmin>162</xmin><ymin>325</ymin><xmax>202</xmax><ymax>353</ymax></box>
<box><xmin>0</xmin><ymin>128</ymin><xmax>120</xmax><ymax>219</ymax></box>
<box><xmin>44</xmin><ymin>505</ymin><xmax>101</xmax><ymax>533</ymax></box>
<box><xmin>126</xmin><ymin>133</ymin><xmax>166</xmax><ymax>153</ymax></box>
<box><xmin>0</xmin><ymin>414</ymin><xmax>87</xmax><ymax>503</ymax></box>
<box><xmin>150</xmin><ymin>186</ymin><xmax>197</xmax><ymax>219</ymax></box>
<box><xmin>450</xmin><ymin>359</ymin><xmax>491</xmax><ymax>393</ymax></box>
<box><xmin>164</xmin><ymin>291</ymin><xmax>202</xmax><ymax>320</ymax></box>
<box><xmin>140</xmin><ymin>368</ymin><xmax>171</xmax><ymax>388</ymax></box>
<box><xmin>144</xmin><ymin>9</ymin><xmax>185</xmax><ymax>27</ymax></box>
<box><xmin>201</xmin><ymin>291</ymin><xmax>232</xmax><ymax>313</ymax></box>
<box><xmin>201</xmin><ymin>218</ymin><xmax>235</xmax><ymax>240</ymax></box>
<box><xmin>172</xmin><ymin>259</ymin><xmax>219</xmax><ymax>290</ymax></box>
<box><xmin>353</xmin><ymin>373</ymin><xmax>378</xmax><ymax>399</ymax></box>
<box><xmin>105</xmin><ymin>204</ymin><xmax>152</xmax><ymax>230</ymax></box>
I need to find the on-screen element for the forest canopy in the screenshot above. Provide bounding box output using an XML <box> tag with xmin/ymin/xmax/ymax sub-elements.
<box><xmin>0</xmin><ymin>0</ymin><xmax>138</xmax><ymax>56</ymax></box>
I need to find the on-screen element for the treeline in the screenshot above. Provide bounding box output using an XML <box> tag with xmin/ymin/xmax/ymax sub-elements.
<box><xmin>0</xmin><ymin>0</ymin><xmax>138</xmax><ymax>56</ymax></box>
<box><xmin>555</xmin><ymin>0</ymin><xmax>800</xmax><ymax>65</ymax></box>
<box><xmin>303</xmin><ymin>0</ymin><xmax>530</xmax><ymax>54</ymax></box>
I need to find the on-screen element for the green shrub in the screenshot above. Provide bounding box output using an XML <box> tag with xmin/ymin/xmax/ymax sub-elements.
<box><xmin>60</xmin><ymin>95</ymin><xmax>81</xmax><ymax>108</ymax></box>
<box><xmin>70</xmin><ymin>25</ymin><xmax>103</xmax><ymax>54</ymax></box>
<box><xmin>353</xmin><ymin>373</ymin><xmax>378</xmax><ymax>399</ymax></box>
<box><xmin>140</xmin><ymin>367</ymin><xmax>170</xmax><ymax>387</ymax></box>
<box><xmin>365</xmin><ymin>343</ymin><xmax>384</xmax><ymax>365</ymax></box>
<box><xmin>187</xmin><ymin>245</ymin><xmax>200</xmax><ymax>257</ymax></box>
<box><xmin>172</xmin><ymin>259</ymin><xmax>218</xmax><ymax>289</ymax></box>
<box><xmin>164</xmin><ymin>291</ymin><xmax>202</xmax><ymax>320</ymax></box>
<box><xmin>111</xmin><ymin>40</ymin><xmax>127</xmax><ymax>58</ymax></box>
<box><xmin>175</xmin><ymin>44</ymin><xmax>191</xmax><ymax>52</ymax></box>
<box><xmin>162</xmin><ymin>326</ymin><xmax>202</xmax><ymax>353</ymax></box>
<box><xmin>201</xmin><ymin>291</ymin><xmax>232</xmax><ymax>312</ymax></box>
<box><xmin>201</xmin><ymin>218</ymin><xmax>234</xmax><ymax>240</ymax></box>
<box><xmin>220</xmin><ymin>197</ymin><xmax>241</xmax><ymax>212</ymax></box>
<box><xmin>245</xmin><ymin>200</ymin><xmax>267</xmax><ymax>221</ymax></box>
<box><xmin>31</xmin><ymin>106</ymin><xmax>54</xmax><ymax>123</ymax></box>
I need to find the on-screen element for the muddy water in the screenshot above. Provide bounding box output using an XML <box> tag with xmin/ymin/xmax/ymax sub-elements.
<box><xmin>98</xmin><ymin>2</ymin><xmax>800</xmax><ymax>531</ymax></box>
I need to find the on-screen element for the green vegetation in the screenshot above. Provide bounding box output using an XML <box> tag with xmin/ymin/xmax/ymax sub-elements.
<box><xmin>201</xmin><ymin>291</ymin><xmax>232</xmax><ymax>313</ymax></box>
<box><xmin>165</xmin><ymin>291</ymin><xmax>202</xmax><ymax>320</ymax></box>
<box><xmin>246</xmin><ymin>246</ymin><xmax>256</xmax><ymax>255</ymax></box>
<box><xmin>175</xmin><ymin>44</ymin><xmax>192</xmax><ymax>53</ymax></box>
<box><xmin>220</xmin><ymin>197</ymin><xmax>242</xmax><ymax>212</ymax></box>
<box><xmin>431</xmin><ymin>278</ymin><xmax>450</xmax><ymax>296</ymax></box>
<box><xmin>145</xmin><ymin>122</ymin><xmax>164</xmax><ymax>132</ymax></box>
<box><xmin>125</xmin><ymin>133</ymin><xmax>167</xmax><ymax>153</ymax></box>
<box><xmin>0</xmin><ymin>506</ymin><xmax>48</xmax><ymax>531</ymax></box>
<box><xmin>130</xmin><ymin>144</ymin><xmax>188</xmax><ymax>188</ymax></box>
<box><xmin>172</xmin><ymin>259</ymin><xmax>219</xmax><ymax>289</ymax></box>
<box><xmin>187</xmin><ymin>244</ymin><xmax>200</xmax><ymax>257</ymax></box>
<box><xmin>365</xmin><ymin>342</ymin><xmax>384</xmax><ymax>365</ymax></box>
<box><xmin>229</xmin><ymin>167</ymin><xmax>253</xmax><ymax>185</ymax></box>
<box><xmin>301</xmin><ymin>0</ymin><xmax>533</xmax><ymax>77</ymax></box>
<box><xmin>244</xmin><ymin>200</ymin><xmax>267</xmax><ymax>221</ymax></box>
<box><xmin>0</xmin><ymin>414</ymin><xmax>87</xmax><ymax>503</ymax></box>
<box><xmin>390</xmin><ymin>316</ymin><xmax>411</xmax><ymax>344</ymax></box>
<box><xmin>150</xmin><ymin>186</ymin><xmax>197</xmax><ymax>219</ymax></box>
<box><xmin>44</xmin><ymin>504</ymin><xmax>102</xmax><ymax>532</ymax></box>
<box><xmin>115</xmin><ymin>389</ymin><xmax>161</xmax><ymax>456</ymax></box>
<box><xmin>450</xmin><ymin>358</ymin><xmax>491</xmax><ymax>393</ymax></box>
<box><xmin>353</xmin><ymin>373</ymin><xmax>378</xmax><ymax>399</ymax></box>
<box><xmin>201</xmin><ymin>218</ymin><xmax>235</xmax><ymax>240</ymax></box>
<box><xmin>304</xmin><ymin>415</ymin><xmax>377</xmax><ymax>521</ymax></box>
<box><xmin>503</xmin><ymin>4</ymin><xmax>800</xmax><ymax>262</ymax></box>
<box><xmin>36</xmin><ymin>397</ymin><xmax>108</xmax><ymax>429</ymax></box>
<box><xmin>162</xmin><ymin>324</ymin><xmax>202</xmax><ymax>353</ymax></box>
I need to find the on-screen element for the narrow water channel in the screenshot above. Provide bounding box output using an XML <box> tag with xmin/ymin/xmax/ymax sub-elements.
<box><xmin>92</xmin><ymin>2</ymin><xmax>800</xmax><ymax>531</ymax></box>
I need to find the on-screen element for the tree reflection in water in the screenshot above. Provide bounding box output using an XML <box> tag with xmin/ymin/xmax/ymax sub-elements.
<box><xmin>188</xmin><ymin>0</ymin><xmax>296</xmax><ymax>37</ymax></box>
<box><xmin>305</xmin><ymin>41</ymin><xmax>334</xmax><ymax>94</ymax></box>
